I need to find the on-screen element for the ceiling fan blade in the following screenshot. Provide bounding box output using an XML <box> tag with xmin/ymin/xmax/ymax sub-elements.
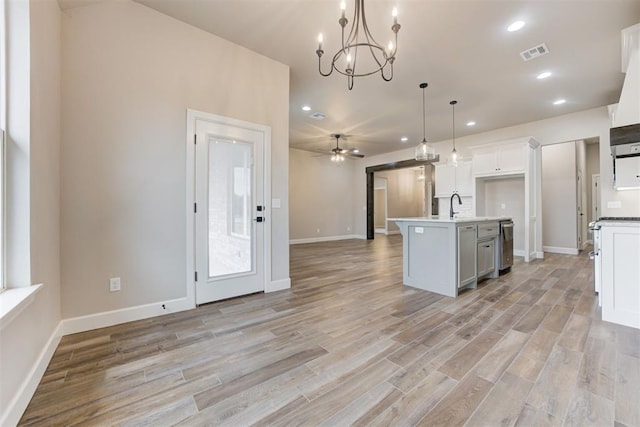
<box><xmin>345</xmin><ymin>152</ymin><xmax>365</xmax><ymax>158</ymax></box>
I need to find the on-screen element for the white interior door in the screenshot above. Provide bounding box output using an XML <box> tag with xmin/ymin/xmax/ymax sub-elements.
<box><xmin>194</xmin><ymin>117</ymin><xmax>266</xmax><ymax>304</ymax></box>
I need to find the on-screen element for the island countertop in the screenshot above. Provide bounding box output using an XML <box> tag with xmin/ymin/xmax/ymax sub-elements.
<box><xmin>389</xmin><ymin>216</ymin><xmax>510</xmax><ymax>223</ymax></box>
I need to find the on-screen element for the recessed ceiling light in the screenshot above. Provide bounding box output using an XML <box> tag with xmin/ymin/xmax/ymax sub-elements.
<box><xmin>553</xmin><ymin>99</ymin><xmax>566</xmax><ymax>105</ymax></box>
<box><xmin>401</xmin><ymin>136</ymin><xmax>408</xmax><ymax>142</ymax></box>
<box><xmin>537</xmin><ymin>71</ymin><xmax>552</xmax><ymax>80</ymax></box>
<box><xmin>508</xmin><ymin>21</ymin><xmax>525</xmax><ymax>32</ymax></box>
<box><xmin>466</xmin><ymin>121</ymin><xmax>476</xmax><ymax>127</ymax></box>
<box><xmin>302</xmin><ymin>105</ymin><xmax>311</xmax><ymax>111</ymax></box>
<box><xmin>353</xmin><ymin>149</ymin><xmax>359</xmax><ymax>153</ymax></box>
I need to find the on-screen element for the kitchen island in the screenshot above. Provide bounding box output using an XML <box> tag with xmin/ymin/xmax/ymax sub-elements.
<box><xmin>391</xmin><ymin>217</ymin><xmax>510</xmax><ymax>297</ymax></box>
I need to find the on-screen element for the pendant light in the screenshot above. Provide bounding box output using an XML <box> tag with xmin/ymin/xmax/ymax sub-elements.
<box><xmin>449</xmin><ymin>100</ymin><xmax>458</xmax><ymax>166</ymax></box>
<box><xmin>415</xmin><ymin>83</ymin><xmax>437</xmax><ymax>161</ymax></box>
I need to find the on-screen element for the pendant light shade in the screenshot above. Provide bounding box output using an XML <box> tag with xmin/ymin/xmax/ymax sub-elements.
<box><xmin>415</xmin><ymin>83</ymin><xmax>437</xmax><ymax>161</ymax></box>
<box><xmin>449</xmin><ymin>100</ymin><xmax>458</xmax><ymax>166</ymax></box>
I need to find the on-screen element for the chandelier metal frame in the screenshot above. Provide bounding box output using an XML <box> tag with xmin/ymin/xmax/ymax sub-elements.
<box><xmin>316</xmin><ymin>0</ymin><xmax>400</xmax><ymax>90</ymax></box>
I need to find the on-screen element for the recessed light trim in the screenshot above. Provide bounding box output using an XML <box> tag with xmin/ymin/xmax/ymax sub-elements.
<box><xmin>466</xmin><ymin>121</ymin><xmax>476</xmax><ymax>127</ymax></box>
<box><xmin>302</xmin><ymin>105</ymin><xmax>311</xmax><ymax>111</ymax></box>
<box><xmin>537</xmin><ymin>71</ymin><xmax>552</xmax><ymax>80</ymax></box>
<box><xmin>553</xmin><ymin>99</ymin><xmax>566</xmax><ymax>105</ymax></box>
<box><xmin>401</xmin><ymin>136</ymin><xmax>408</xmax><ymax>142</ymax></box>
<box><xmin>508</xmin><ymin>20</ymin><xmax>525</xmax><ymax>32</ymax></box>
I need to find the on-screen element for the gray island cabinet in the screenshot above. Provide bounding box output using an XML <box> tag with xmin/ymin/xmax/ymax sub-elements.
<box><xmin>391</xmin><ymin>217</ymin><xmax>508</xmax><ymax>297</ymax></box>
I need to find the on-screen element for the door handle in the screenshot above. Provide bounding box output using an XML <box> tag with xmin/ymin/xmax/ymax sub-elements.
<box><xmin>254</xmin><ymin>216</ymin><xmax>265</xmax><ymax>222</ymax></box>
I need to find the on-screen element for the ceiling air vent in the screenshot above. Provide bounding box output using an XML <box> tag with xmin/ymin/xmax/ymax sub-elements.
<box><xmin>309</xmin><ymin>112</ymin><xmax>327</xmax><ymax>121</ymax></box>
<box><xmin>520</xmin><ymin>43</ymin><xmax>550</xmax><ymax>61</ymax></box>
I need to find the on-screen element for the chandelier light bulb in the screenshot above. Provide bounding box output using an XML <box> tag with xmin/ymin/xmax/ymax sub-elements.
<box><xmin>318</xmin><ymin>33</ymin><xmax>323</xmax><ymax>51</ymax></box>
<box><xmin>346</xmin><ymin>53</ymin><xmax>352</xmax><ymax>63</ymax></box>
<box><xmin>388</xmin><ymin>41</ymin><xmax>394</xmax><ymax>55</ymax></box>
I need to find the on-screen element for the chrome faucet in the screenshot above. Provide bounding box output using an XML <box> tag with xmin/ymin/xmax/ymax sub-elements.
<box><xmin>450</xmin><ymin>193</ymin><xmax>462</xmax><ymax>218</ymax></box>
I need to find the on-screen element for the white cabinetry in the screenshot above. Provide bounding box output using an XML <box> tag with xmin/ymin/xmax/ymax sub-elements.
<box><xmin>457</xmin><ymin>224</ymin><xmax>477</xmax><ymax>289</ymax></box>
<box><xmin>600</xmin><ymin>223</ymin><xmax>640</xmax><ymax>329</ymax></box>
<box><xmin>435</xmin><ymin>161</ymin><xmax>472</xmax><ymax>197</ymax></box>
<box><xmin>472</xmin><ymin>144</ymin><xmax>525</xmax><ymax>176</ymax></box>
<box><xmin>471</xmin><ymin>137</ymin><xmax>542</xmax><ymax>262</ymax></box>
<box><xmin>614</xmin><ymin>156</ymin><xmax>640</xmax><ymax>189</ymax></box>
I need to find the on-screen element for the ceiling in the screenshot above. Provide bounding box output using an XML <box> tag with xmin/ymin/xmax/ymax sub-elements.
<box><xmin>61</xmin><ymin>0</ymin><xmax>640</xmax><ymax>156</ymax></box>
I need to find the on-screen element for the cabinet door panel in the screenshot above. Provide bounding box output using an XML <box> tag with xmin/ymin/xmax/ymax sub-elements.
<box><xmin>472</xmin><ymin>151</ymin><xmax>498</xmax><ymax>175</ymax></box>
<box><xmin>498</xmin><ymin>145</ymin><xmax>525</xmax><ymax>173</ymax></box>
<box><xmin>456</xmin><ymin>162</ymin><xmax>473</xmax><ymax>196</ymax></box>
<box><xmin>457</xmin><ymin>225</ymin><xmax>477</xmax><ymax>288</ymax></box>
<box><xmin>435</xmin><ymin>164</ymin><xmax>456</xmax><ymax>197</ymax></box>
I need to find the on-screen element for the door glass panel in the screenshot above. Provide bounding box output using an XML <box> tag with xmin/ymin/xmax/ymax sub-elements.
<box><xmin>208</xmin><ymin>137</ymin><xmax>253</xmax><ymax>278</ymax></box>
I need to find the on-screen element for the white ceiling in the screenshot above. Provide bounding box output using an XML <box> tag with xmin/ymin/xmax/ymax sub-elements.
<box><xmin>60</xmin><ymin>0</ymin><xmax>640</xmax><ymax>156</ymax></box>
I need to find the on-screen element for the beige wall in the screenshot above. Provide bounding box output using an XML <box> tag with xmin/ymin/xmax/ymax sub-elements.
<box><xmin>289</xmin><ymin>148</ymin><xmax>355</xmax><ymax>240</ymax></box>
<box><xmin>376</xmin><ymin>169</ymin><xmax>424</xmax><ymax>232</ymax></box>
<box><xmin>61</xmin><ymin>1</ymin><xmax>289</xmax><ymax>318</ymax></box>
<box><xmin>0</xmin><ymin>0</ymin><xmax>62</xmax><ymax>423</ymax></box>
<box><xmin>541</xmin><ymin>142</ymin><xmax>578</xmax><ymax>251</ymax></box>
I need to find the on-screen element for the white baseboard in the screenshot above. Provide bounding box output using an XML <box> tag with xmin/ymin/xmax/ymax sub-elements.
<box><xmin>267</xmin><ymin>278</ymin><xmax>290</xmax><ymax>293</ymax></box>
<box><xmin>290</xmin><ymin>234</ymin><xmax>363</xmax><ymax>245</ymax></box>
<box><xmin>535</xmin><ymin>251</ymin><xmax>545</xmax><ymax>259</ymax></box>
<box><xmin>61</xmin><ymin>297</ymin><xmax>195</xmax><ymax>336</ymax></box>
<box><xmin>543</xmin><ymin>246</ymin><xmax>579</xmax><ymax>255</ymax></box>
<box><xmin>514</xmin><ymin>249</ymin><xmax>526</xmax><ymax>257</ymax></box>
<box><xmin>2</xmin><ymin>321</ymin><xmax>63</xmax><ymax>427</ymax></box>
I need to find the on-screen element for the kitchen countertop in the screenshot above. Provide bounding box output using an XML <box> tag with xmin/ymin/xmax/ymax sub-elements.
<box><xmin>389</xmin><ymin>216</ymin><xmax>510</xmax><ymax>224</ymax></box>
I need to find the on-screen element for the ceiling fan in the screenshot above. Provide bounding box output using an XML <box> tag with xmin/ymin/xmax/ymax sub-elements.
<box><xmin>327</xmin><ymin>134</ymin><xmax>364</xmax><ymax>162</ymax></box>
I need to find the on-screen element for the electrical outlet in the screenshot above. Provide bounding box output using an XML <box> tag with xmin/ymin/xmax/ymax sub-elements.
<box><xmin>109</xmin><ymin>277</ymin><xmax>121</xmax><ymax>292</ymax></box>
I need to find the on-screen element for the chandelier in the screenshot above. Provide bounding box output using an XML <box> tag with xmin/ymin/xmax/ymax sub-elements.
<box><xmin>316</xmin><ymin>0</ymin><xmax>400</xmax><ymax>90</ymax></box>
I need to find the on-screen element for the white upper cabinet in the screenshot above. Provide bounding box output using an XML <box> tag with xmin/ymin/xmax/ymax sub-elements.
<box><xmin>472</xmin><ymin>144</ymin><xmax>525</xmax><ymax>176</ymax></box>
<box><xmin>615</xmin><ymin>156</ymin><xmax>640</xmax><ymax>189</ymax></box>
<box><xmin>435</xmin><ymin>161</ymin><xmax>473</xmax><ymax>197</ymax></box>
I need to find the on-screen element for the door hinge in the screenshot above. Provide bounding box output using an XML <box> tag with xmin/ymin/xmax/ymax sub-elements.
<box><xmin>195</xmin><ymin>271</ymin><xmax>198</xmax><ymax>282</ymax></box>
<box><xmin>194</xmin><ymin>134</ymin><xmax>197</xmax><ymax>145</ymax></box>
<box><xmin>194</xmin><ymin>203</ymin><xmax>197</xmax><ymax>213</ymax></box>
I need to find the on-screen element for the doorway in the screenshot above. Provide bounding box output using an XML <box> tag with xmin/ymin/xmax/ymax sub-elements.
<box><xmin>374</xmin><ymin>178</ymin><xmax>388</xmax><ymax>234</ymax></box>
<box><xmin>187</xmin><ymin>110</ymin><xmax>271</xmax><ymax>305</ymax></box>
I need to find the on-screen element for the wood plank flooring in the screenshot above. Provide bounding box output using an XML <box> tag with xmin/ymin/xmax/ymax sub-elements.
<box><xmin>19</xmin><ymin>235</ymin><xmax>640</xmax><ymax>426</ymax></box>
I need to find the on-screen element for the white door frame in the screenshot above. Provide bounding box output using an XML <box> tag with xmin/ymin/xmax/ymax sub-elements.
<box><xmin>186</xmin><ymin>109</ymin><xmax>271</xmax><ymax>306</ymax></box>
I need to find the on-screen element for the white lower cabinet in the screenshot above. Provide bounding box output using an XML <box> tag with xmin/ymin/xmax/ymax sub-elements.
<box><xmin>457</xmin><ymin>224</ymin><xmax>477</xmax><ymax>289</ymax></box>
<box><xmin>600</xmin><ymin>223</ymin><xmax>640</xmax><ymax>329</ymax></box>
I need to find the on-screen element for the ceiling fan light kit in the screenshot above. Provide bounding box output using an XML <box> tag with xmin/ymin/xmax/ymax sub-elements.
<box><xmin>415</xmin><ymin>83</ymin><xmax>437</xmax><ymax>161</ymax></box>
<box><xmin>316</xmin><ymin>0</ymin><xmax>400</xmax><ymax>90</ymax></box>
<box><xmin>328</xmin><ymin>133</ymin><xmax>364</xmax><ymax>162</ymax></box>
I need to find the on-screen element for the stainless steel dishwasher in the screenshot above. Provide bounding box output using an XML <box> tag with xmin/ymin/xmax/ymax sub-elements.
<box><xmin>498</xmin><ymin>220</ymin><xmax>514</xmax><ymax>273</ymax></box>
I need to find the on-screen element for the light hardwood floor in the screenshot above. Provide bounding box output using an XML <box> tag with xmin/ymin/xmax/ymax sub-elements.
<box><xmin>20</xmin><ymin>235</ymin><xmax>640</xmax><ymax>426</ymax></box>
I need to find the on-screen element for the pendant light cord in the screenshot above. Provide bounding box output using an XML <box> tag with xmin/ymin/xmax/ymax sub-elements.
<box><xmin>450</xmin><ymin>100</ymin><xmax>458</xmax><ymax>151</ymax></box>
